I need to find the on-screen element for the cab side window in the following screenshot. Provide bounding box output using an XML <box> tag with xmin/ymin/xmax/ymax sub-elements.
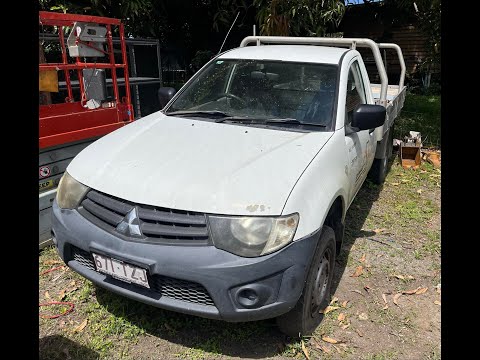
<box><xmin>344</xmin><ymin>61</ymin><xmax>366</xmax><ymax>126</ymax></box>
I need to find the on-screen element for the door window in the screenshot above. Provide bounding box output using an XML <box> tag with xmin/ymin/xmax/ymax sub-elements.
<box><xmin>344</xmin><ymin>61</ymin><xmax>366</xmax><ymax>126</ymax></box>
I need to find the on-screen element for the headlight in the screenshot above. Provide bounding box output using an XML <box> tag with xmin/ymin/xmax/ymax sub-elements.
<box><xmin>208</xmin><ymin>213</ymin><xmax>299</xmax><ymax>257</ymax></box>
<box><xmin>56</xmin><ymin>171</ymin><xmax>90</xmax><ymax>209</ymax></box>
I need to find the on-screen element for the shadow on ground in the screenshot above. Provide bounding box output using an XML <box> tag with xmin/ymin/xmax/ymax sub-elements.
<box><xmin>94</xmin><ymin>157</ymin><xmax>395</xmax><ymax>358</ymax></box>
<box><xmin>40</xmin><ymin>335</ymin><xmax>100</xmax><ymax>360</ymax></box>
<box><xmin>328</xmin><ymin>158</ymin><xmax>392</xmax><ymax>301</ymax></box>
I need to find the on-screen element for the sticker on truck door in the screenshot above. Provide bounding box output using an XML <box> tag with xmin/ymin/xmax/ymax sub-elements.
<box><xmin>39</xmin><ymin>179</ymin><xmax>54</xmax><ymax>192</ymax></box>
<box><xmin>39</xmin><ymin>166</ymin><xmax>51</xmax><ymax>178</ymax></box>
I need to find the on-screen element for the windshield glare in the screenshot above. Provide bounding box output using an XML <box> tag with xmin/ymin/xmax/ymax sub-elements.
<box><xmin>166</xmin><ymin>59</ymin><xmax>338</xmax><ymax>127</ymax></box>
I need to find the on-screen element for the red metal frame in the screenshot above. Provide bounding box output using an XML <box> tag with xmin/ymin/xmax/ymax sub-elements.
<box><xmin>39</xmin><ymin>11</ymin><xmax>134</xmax><ymax>150</ymax></box>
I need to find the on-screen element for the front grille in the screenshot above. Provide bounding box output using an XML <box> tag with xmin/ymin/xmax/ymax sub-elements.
<box><xmin>78</xmin><ymin>190</ymin><xmax>209</xmax><ymax>244</ymax></box>
<box><xmin>69</xmin><ymin>246</ymin><xmax>215</xmax><ymax>307</ymax></box>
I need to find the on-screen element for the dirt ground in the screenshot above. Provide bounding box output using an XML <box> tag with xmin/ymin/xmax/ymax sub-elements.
<box><xmin>39</xmin><ymin>155</ymin><xmax>441</xmax><ymax>360</ymax></box>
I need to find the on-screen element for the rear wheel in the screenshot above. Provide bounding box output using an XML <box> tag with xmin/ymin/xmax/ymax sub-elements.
<box><xmin>369</xmin><ymin>125</ymin><xmax>394</xmax><ymax>184</ymax></box>
<box><xmin>276</xmin><ymin>226</ymin><xmax>336</xmax><ymax>337</ymax></box>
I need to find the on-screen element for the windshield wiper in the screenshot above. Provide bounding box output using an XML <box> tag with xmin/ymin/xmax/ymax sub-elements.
<box><xmin>264</xmin><ymin>118</ymin><xmax>327</xmax><ymax>127</ymax></box>
<box><xmin>214</xmin><ymin>116</ymin><xmax>253</xmax><ymax>123</ymax></box>
<box><xmin>165</xmin><ymin>110</ymin><xmax>232</xmax><ymax>118</ymax></box>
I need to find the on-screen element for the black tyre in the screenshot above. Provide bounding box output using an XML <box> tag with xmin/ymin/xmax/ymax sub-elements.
<box><xmin>368</xmin><ymin>125</ymin><xmax>394</xmax><ymax>185</ymax></box>
<box><xmin>276</xmin><ymin>226</ymin><xmax>336</xmax><ymax>338</ymax></box>
<box><xmin>369</xmin><ymin>156</ymin><xmax>389</xmax><ymax>184</ymax></box>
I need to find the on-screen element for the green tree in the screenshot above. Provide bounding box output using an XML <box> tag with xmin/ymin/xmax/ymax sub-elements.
<box><xmin>253</xmin><ymin>0</ymin><xmax>345</xmax><ymax>36</ymax></box>
<box><xmin>40</xmin><ymin>0</ymin><xmax>156</xmax><ymax>36</ymax></box>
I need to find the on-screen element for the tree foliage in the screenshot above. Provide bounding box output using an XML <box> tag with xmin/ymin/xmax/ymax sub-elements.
<box><xmin>253</xmin><ymin>0</ymin><xmax>345</xmax><ymax>36</ymax></box>
<box><xmin>40</xmin><ymin>0</ymin><xmax>156</xmax><ymax>36</ymax></box>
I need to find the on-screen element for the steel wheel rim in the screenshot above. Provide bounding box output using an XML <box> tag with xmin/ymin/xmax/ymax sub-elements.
<box><xmin>310</xmin><ymin>248</ymin><xmax>332</xmax><ymax>317</ymax></box>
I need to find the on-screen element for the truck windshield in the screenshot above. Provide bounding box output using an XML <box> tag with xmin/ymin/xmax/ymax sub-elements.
<box><xmin>165</xmin><ymin>59</ymin><xmax>338</xmax><ymax>128</ymax></box>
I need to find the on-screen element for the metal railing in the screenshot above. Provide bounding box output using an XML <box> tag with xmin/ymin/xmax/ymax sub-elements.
<box><xmin>239</xmin><ymin>36</ymin><xmax>406</xmax><ymax>107</ymax></box>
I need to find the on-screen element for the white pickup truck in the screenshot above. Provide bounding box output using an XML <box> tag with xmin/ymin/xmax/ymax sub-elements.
<box><xmin>52</xmin><ymin>36</ymin><xmax>406</xmax><ymax>337</ymax></box>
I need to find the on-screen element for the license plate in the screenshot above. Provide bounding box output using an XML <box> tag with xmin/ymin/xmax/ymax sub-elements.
<box><xmin>92</xmin><ymin>253</ymin><xmax>150</xmax><ymax>288</ymax></box>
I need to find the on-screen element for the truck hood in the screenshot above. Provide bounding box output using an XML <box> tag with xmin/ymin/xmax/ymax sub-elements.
<box><xmin>68</xmin><ymin>113</ymin><xmax>333</xmax><ymax>216</ymax></box>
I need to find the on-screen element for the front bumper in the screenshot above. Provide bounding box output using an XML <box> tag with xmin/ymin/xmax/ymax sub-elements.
<box><xmin>51</xmin><ymin>201</ymin><xmax>319</xmax><ymax>322</ymax></box>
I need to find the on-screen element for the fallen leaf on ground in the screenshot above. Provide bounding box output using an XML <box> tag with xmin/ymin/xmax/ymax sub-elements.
<box><xmin>392</xmin><ymin>274</ymin><xmax>405</xmax><ymax>280</ymax></box>
<box><xmin>416</xmin><ymin>189</ymin><xmax>422</xmax><ymax>194</ymax></box>
<box><xmin>322</xmin><ymin>336</ymin><xmax>341</xmax><ymax>344</ymax></box>
<box><xmin>329</xmin><ymin>296</ymin><xmax>339</xmax><ymax>305</ymax></box>
<box><xmin>382</xmin><ymin>293</ymin><xmax>389</xmax><ymax>309</ymax></box>
<box><xmin>44</xmin><ymin>291</ymin><xmax>50</xmax><ymax>300</ymax></box>
<box><xmin>73</xmin><ymin>319</ymin><xmax>88</xmax><ymax>333</ymax></box>
<box><xmin>359</xmin><ymin>254</ymin><xmax>366</xmax><ymax>263</ymax></box>
<box><xmin>321</xmin><ymin>306</ymin><xmax>340</xmax><ymax>315</ymax></box>
<box><xmin>415</xmin><ymin>287</ymin><xmax>428</xmax><ymax>295</ymax></box>
<box><xmin>403</xmin><ymin>287</ymin><xmax>428</xmax><ymax>295</ymax></box>
<box><xmin>341</xmin><ymin>323</ymin><xmax>351</xmax><ymax>330</ymax></box>
<box><xmin>393</xmin><ymin>293</ymin><xmax>402</xmax><ymax>306</ymax></box>
<box><xmin>351</xmin><ymin>266</ymin><xmax>363</xmax><ymax>277</ymax></box>
<box><xmin>358</xmin><ymin>313</ymin><xmax>368</xmax><ymax>321</ymax></box>
<box><xmin>391</xmin><ymin>182</ymin><xmax>400</xmax><ymax>186</ymax></box>
<box><xmin>355</xmin><ymin>328</ymin><xmax>364</xmax><ymax>337</ymax></box>
<box><xmin>434</xmin><ymin>300</ymin><xmax>441</xmax><ymax>305</ymax></box>
<box><xmin>351</xmin><ymin>289</ymin><xmax>364</xmax><ymax>296</ymax></box>
<box><xmin>58</xmin><ymin>289</ymin><xmax>66</xmax><ymax>301</ymax></box>
<box><xmin>314</xmin><ymin>342</ymin><xmax>330</xmax><ymax>353</ymax></box>
<box><xmin>403</xmin><ymin>287</ymin><xmax>421</xmax><ymax>295</ymax></box>
<box><xmin>332</xmin><ymin>344</ymin><xmax>342</xmax><ymax>354</ymax></box>
<box><xmin>301</xmin><ymin>340</ymin><xmax>310</xmax><ymax>360</ymax></box>
<box><xmin>341</xmin><ymin>300</ymin><xmax>349</xmax><ymax>307</ymax></box>
<box><xmin>44</xmin><ymin>259</ymin><xmax>63</xmax><ymax>265</ymax></box>
<box><xmin>373</xmin><ymin>228</ymin><xmax>386</xmax><ymax>234</ymax></box>
<box><xmin>337</xmin><ymin>313</ymin><xmax>346</xmax><ymax>322</ymax></box>
<box><xmin>66</xmin><ymin>286</ymin><xmax>79</xmax><ymax>293</ymax></box>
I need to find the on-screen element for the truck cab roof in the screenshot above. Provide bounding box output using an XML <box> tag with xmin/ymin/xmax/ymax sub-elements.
<box><xmin>219</xmin><ymin>45</ymin><xmax>349</xmax><ymax>65</ymax></box>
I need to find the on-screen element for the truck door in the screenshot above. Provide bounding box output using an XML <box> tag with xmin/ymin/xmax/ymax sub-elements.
<box><xmin>344</xmin><ymin>59</ymin><xmax>375</xmax><ymax>203</ymax></box>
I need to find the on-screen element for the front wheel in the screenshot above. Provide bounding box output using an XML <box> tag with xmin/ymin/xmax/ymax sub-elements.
<box><xmin>276</xmin><ymin>226</ymin><xmax>336</xmax><ymax>337</ymax></box>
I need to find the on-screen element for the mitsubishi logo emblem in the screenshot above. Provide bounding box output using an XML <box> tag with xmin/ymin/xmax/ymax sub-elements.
<box><xmin>116</xmin><ymin>207</ymin><xmax>142</xmax><ymax>237</ymax></box>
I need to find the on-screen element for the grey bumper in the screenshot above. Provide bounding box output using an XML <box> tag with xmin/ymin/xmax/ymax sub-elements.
<box><xmin>51</xmin><ymin>201</ymin><xmax>319</xmax><ymax>322</ymax></box>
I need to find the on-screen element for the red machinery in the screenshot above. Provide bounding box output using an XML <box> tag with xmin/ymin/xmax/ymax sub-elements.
<box><xmin>39</xmin><ymin>11</ymin><xmax>134</xmax><ymax>150</ymax></box>
<box><xmin>39</xmin><ymin>11</ymin><xmax>136</xmax><ymax>248</ymax></box>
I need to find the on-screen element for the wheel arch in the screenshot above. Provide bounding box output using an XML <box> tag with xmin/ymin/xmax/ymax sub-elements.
<box><xmin>323</xmin><ymin>195</ymin><xmax>345</xmax><ymax>255</ymax></box>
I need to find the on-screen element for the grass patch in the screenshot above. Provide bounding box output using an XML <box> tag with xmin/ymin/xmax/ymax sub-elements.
<box><xmin>395</xmin><ymin>94</ymin><xmax>441</xmax><ymax>147</ymax></box>
<box><xmin>364</xmin><ymin>349</ymin><xmax>399</xmax><ymax>360</ymax></box>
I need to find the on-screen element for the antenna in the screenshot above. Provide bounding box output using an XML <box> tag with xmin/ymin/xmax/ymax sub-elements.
<box><xmin>218</xmin><ymin>12</ymin><xmax>240</xmax><ymax>54</ymax></box>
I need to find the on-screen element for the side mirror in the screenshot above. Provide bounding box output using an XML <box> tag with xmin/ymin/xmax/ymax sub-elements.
<box><xmin>158</xmin><ymin>87</ymin><xmax>177</xmax><ymax>109</ymax></box>
<box><xmin>351</xmin><ymin>104</ymin><xmax>386</xmax><ymax>131</ymax></box>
